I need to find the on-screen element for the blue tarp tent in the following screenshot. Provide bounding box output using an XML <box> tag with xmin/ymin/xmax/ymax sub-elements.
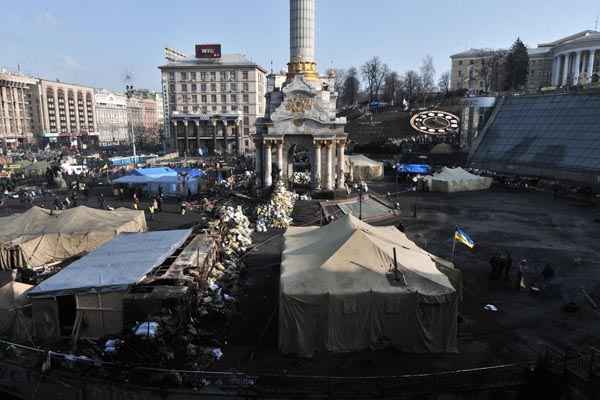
<box><xmin>131</xmin><ymin>167</ymin><xmax>177</xmax><ymax>177</ymax></box>
<box><xmin>396</xmin><ymin>164</ymin><xmax>432</xmax><ymax>174</ymax></box>
<box><xmin>113</xmin><ymin>167</ymin><xmax>202</xmax><ymax>196</ymax></box>
<box><xmin>174</xmin><ymin>168</ymin><xmax>205</xmax><ymax>178</ymax></box>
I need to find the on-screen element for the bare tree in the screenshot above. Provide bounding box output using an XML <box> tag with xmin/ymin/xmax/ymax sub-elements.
<box><xmin>438</xmin><ymin>71</ymin><xmax>450</xmax><ymax>95</ymax></box>
<box><xmin>479</xmin><ymin>50</ymin><xmax>507</xmax><ymax>93</ymax></box>
<box><xmin>403</xmin><ymin>70</ymin><xmax>422</xmax><ymax>100</ymax></box>
<box><xmin>361</xmin><ymin>57</ymin><xmax>390</xmax><ymax>102</ymax></box>
<box><xmin>420</xmin><ymin>55</ymin><xmax>436</xmax><ymax>93</ymax></box>
<box><xmin>341</xmin><ymin>67</ymin><xmax>360</xmax><ymax>107</ymax></box>
<box><xmin>382</xmin><ymin>71</ymin><xmax>402</xmax><ymax>105</ymax></box>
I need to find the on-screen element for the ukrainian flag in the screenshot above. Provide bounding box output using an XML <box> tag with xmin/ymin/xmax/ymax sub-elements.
<box><xmin>454</xmin><ymin>227</ymin><xmax>475</xmax><ymax>249</ymax></box>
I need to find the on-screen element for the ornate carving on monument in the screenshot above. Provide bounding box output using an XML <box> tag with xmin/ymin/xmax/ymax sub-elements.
<box><xmin>286</xmin><ymin>94</ymin><xmax>314</xmax><ymax>113</ymax></box>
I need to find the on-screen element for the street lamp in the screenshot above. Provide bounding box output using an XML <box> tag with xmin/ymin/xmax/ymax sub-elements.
<box><xmin>353</xmin><ymin>181</ymin><xmax>368</xmax><ymax>221</ymax></box>
<box><xmin>125</xmin><ymin>85</ymin><xmax>137</xmax><ymax>159</ymax></box>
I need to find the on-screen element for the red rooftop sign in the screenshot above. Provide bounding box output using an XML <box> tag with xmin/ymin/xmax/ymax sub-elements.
<box><xmin>195</xmin><ymin>44</ymin><xmax>222</xmax><ymax>59</ymax></box>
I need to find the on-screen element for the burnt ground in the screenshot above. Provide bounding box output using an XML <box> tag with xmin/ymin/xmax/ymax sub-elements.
<box><xmin>3</xmin><ymin>184</ymin><xmax>600</xmax><ymax>377</ymax></box>
<box><xmin>213</xmin><ymin>188</ymin><xmax>600</xmax><ymax>377</ymax></box>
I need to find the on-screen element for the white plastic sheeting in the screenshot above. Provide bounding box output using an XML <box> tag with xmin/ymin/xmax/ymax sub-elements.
<box><xmin>28</xmin><ymin>229</ymin><xmax>192</xmax><ymax>297</ymax></box>
<box><xmin>426</xmin><ymin>167</ymin><xmax>493</xmax><ymax>193</ymax></box>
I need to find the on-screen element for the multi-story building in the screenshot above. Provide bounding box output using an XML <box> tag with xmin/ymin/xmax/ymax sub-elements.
<box><xmin>37</xmin><ymin>79</ymin><xmax>97</xmax><ymax>147</ymax></box>
<box><xmin>94</xmin><ymin>89</ymin><xmax>129</xmax><ymax>146</ymax></box>
<box><xmin>159</xmin><ymin>46</ymin><xmax>267</xmax><ymax>157</ymax></box>
<box><xmin>0</xmin><ymin>71</ymin><xmax>42</xmax><ymax>149</ymax></box>
<box><xmin>450</xmin><ymin>30</ymin><xmax>600</xmax><ymax>92</ymax></box>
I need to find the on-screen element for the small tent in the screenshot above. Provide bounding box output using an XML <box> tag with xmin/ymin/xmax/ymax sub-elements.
<box><xmin>345</xmin><ymin>155</ymin><xmax>384</xmax><ymax>181</ymax></box>
<box><xmin>426</xmin><ymin>167</ymin><xmax>492</xmax><ymax>193</ymax></box>
<box><xmin>0</xmin><ymin>206</ymin><xmax>147</xmax><ymax>270</ymax></box>
<box><xmin>279</xmin><ymin>215</ymin><xmax>459</xmax><ymax>357</ymax></box>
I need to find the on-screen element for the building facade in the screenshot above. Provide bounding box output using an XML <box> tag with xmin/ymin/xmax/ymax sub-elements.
<box><xmin>159</xmin><ymin>50</ymin><xmax>267</xmax><ymax>157</ymax></box>
<box><xmin>450</xmin><ymin>30</ymin><xmax>600</xmax><ymax>92</ymax></box>
<box><xmin>37</xmin><ymin>79</ymin><xmax>97</xmax><ymax>147</ymax></box>
<box><xmin>94</xmin><ymin>89</ymin><xmax>129</xmax><ymax>146</ymax></box>
<box><xmin>0</xmin><ymin>71</ymin><xmax>42</xmax><ymax>148</ymax></box>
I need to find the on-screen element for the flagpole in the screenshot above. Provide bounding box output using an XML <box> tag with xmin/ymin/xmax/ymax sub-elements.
<box><xmin>452</xmin><ymin>236</ymin><xmax>456</xmax><ymax>263</ymax></box>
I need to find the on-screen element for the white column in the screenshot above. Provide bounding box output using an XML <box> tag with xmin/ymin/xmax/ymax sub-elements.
<box><xmin>255</xmin><ymin>140</ymin><xmax>262</xmax><ymax>188</ymax></box>
<box><xmin>552</xmin><ymin>57</ymin><xmax>560</xmax><ymax>86</ymax></box>
<box><xmin>325</xmin><ymin>141</ymin><xmax>334</xmax><ymax>191</ymax></box>
<box><xmin>290</xmin><ymin>0</ymin><xmax>315</xmax><ymax>63</ymax></box>
<box><xmin>561</xmin><ymin>54</ymin><xmax>570</xmax><ymax>86</ymax></box>
<box><xmin>276</xmin><ymin>141</ymin><xmax>284</xmax><ymax>177</ymax></box>
<box><xmin>336</xmin><ymin>142</ymin><xmax>346</xmax><ymax>190</ymax></box>
<box><xmin>312</xmin><ymin>141</ymin><xmax>321</xmax><ymax>190</ymax></box>
<box><xmin>589</xmin><ymin>49</ymin><xmax>596</xmax><ymax>79</ymax></box>
<box><xmin>264</xmin><ymin>142</ymin><xmax>273</xmax><ymax>188</ymax></box>
<box><xmin>573</xmin><ymin>51</ymin><xmax>582</xmax><ymax>85</ymax></box>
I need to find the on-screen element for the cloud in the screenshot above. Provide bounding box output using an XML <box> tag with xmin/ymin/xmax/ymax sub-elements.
<box><xmin>63</xmin><ymin>55</ymin><xmax>81</xmax><ymax>70</ymax></box>
<box><xmin>36</xmin><ymin>10</ymin><xmax>59</xmax><ymax>27</ymax></box>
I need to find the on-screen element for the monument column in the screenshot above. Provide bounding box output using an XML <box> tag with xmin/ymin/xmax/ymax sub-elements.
<box><xmin>589</xmin><ymin>49</ymin><xmax>596</xmax><ymax>80</ymax></box>
<box><xmin>255</xmin><ymin>138</ymin><xmax>263</xmax><ymax>188</ymax></box>
<box><xmin>264</xmin><ymin>141</ymin><xmax>273</xmax><ymax>188</ymax></box>
<box><xmin>183</xmin><ymin>120</ymin><xmax>189</xmax><ymax>156</ymax></box>
<box><xmin>312</xmin><ymin>140</ymin><xmax>322</xmax><ymax>190</ymax></box>
<box><xmin>288</xmin><ymin>0</ymin><xmax>318</xmax><ymax>80</ymax></box>
<box><xmin>325</xmin><ymin>141</ymin><xmax>334</xmax><ymax>191</ymax></box>
<box><xmin>562</xmin><ymin>54</ymin><xmax>570</xmax><ymax>86</ymax></box>
<box><xmin>573</xmin><ymin>51</ymin><xmax>582</xmax><ymax>85</ymax></box>
<box><xmin>211</xmin><ymin>119</ymin><xmax>217</xmax><ymax>155</ymax></box>
<box><xmin>276</xmin><ymin>140</ymin><xmax>284</xmax><ymax>177</ymax></box>
<box><xmin>336</xmin><ymin>141</ymin><xmax>346</xmax><ymax>190</ymax></box>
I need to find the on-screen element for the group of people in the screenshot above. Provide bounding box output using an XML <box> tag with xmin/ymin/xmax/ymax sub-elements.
<box><xmin>489</xmin><ymin>250</ymin><xmax>555</xmax><ymax>290</ymax></box>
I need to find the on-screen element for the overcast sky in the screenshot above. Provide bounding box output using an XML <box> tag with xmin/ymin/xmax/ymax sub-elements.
<box><xmin>2</xmin><ymin>0</ymin><xmax>598</xmax><ymax>91</ymax></box>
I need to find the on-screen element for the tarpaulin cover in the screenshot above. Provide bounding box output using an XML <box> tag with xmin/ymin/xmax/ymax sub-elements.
<box><xmin>131</xmin><ymin>167</ymin><xmax>177</xmax><ymax>177</ymax></box>
<box><xmin>345</xmin><ymin>155</ymin><xmax>384</xmax><ymax>181</ymax></box>
<box><xmin>279</xmin><ymin>215</ymin><xmax>458</xmax><ymax>357</ymax></box>
<box><xmin>0</xmin><ymin>281</ymin><xmax>32</xmax><ymax>341</ymax></box>
<box><xmin>426</xmin><ymin>167</ymin><xmax>492</xmax><ymax>193</ymax></box>
<box><xmin>28</xmin><ymin>229</ymin><xmax>192</xmax><ymax>297</ymax></box>
<box><xmin>396</xmin><ymin>164</ymin><xmax>432</xmax><ymax>174</ymax></box>
<box><xmin>0</xmin><ymin>206</ymin><xmax>147</xmax><ymax>270</ymax></box>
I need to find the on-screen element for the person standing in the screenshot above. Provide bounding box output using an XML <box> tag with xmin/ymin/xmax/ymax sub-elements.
<box><xmin>133</xmin><ymin>192</ymin><xmax>140</xmax><ymax>210</ymax></box>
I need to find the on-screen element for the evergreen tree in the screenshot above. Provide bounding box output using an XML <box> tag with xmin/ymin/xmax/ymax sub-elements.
<box><xmin>505</xmin><ymin>38</ymin><xmax>529</xmax><ymax>91</ymax></box>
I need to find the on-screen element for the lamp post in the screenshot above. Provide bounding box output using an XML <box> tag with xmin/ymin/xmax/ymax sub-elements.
<box><xmin>353</xmin><ymin>181</ymin><xmax>368</xmax><ymax>221</ymax></box>
<box><xmin>125</xmin><ymin>85</ymin><xmax>137</xmax><ymax>159</ymax></box>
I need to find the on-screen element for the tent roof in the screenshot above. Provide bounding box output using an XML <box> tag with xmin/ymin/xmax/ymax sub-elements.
<box><xmin>346</xmin><ymin>155</ymin><xmax>383</xmax><ymax>167</ymax></box>
<box><xmin>430</xmin><ymin>167</ymin><xmax>485</xmax><ymax>182</ymax></box>
<box><xmin>0</xmin><ymin>281</ymin><xmax>32</xmax><ymax>310</ymax></box>
<box><xmin>0</xmin><ymin>206</ymin><xmax>146</xmax><ymax>245</ymax></box>
<box><xmin>28</xmin><ymin>229</ymin><xmax>192</xmax><ymax>297</ymax></box>
<box><xmin>281</xmin><ymin>215</ymin><xmax>455</xmax><ymax>297</ymax></box>
<box><xmin>131</xmin><ymin>167</ymin><xmax>177</xmax><ymax>177</ymax></box>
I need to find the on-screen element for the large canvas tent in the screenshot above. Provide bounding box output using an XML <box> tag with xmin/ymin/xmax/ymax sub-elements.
<box><xmin>280</xmin><ymin>215</ymin><xmax>459</xmax><ymax>357</ymax></box>
<box><xmin>426</xmin><ymin>167</ymin><xmax>492</xmax><ymax>193</ymax></box>
<box><xmin>0</xmin><ymin>280</ymin><xmax>33</xmax><ymax>342</ymax></box>
<box><xmin>0</xmin><ymin>206</ymin><xmax>147</xmax><ymax>270</ymax></box>
<box><xmin>346</xmin><ymin>155</ymin><xmax>384</xmax><ymax>181</ymax></box>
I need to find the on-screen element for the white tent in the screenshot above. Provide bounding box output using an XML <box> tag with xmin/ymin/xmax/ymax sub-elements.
<box><xmin>345</xmin><ymin>155</ymin><xmax>384</xmax><ymax>181</ymax></box>
<box><xmin>279</xmin><ymin>215</ymin><xmax>459</xmax><ymax>357</ymax></box>
<box><xmin>426</xmin><ymin>167</ymin><xmax>492</xmax><ymax>193</ymax></box>
<box><xmin>0</xmin><ymin>206</ymin><xmax>147</xmax><ymax>270</ymax></box>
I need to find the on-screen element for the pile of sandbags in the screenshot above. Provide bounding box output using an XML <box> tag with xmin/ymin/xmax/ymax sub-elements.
<box><xmin>255</xmin><ymin>181</ymin><xmax>296</xmax><ymax>232</ymax></box>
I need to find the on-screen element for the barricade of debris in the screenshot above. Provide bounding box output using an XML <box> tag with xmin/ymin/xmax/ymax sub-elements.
<box><xmin>256</xmin><ymin>181</ymin><xmax>297</xmax><ymax>232</ymax></box>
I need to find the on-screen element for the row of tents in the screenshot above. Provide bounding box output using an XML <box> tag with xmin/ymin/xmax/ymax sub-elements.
<box><xmin>396</xmin><ymin>165</ymin><xmax>492</xmax><ymax>193</ymax></box>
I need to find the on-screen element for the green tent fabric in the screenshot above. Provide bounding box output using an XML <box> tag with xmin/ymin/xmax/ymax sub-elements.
<box><xmin>279</xmin><ymin>215</ymin><xmax>459</xmax><ymax>357</ymax></box>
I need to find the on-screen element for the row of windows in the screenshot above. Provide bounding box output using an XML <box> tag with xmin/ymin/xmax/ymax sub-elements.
<box><xmin>169</xmin><ymin>70</ymin><xmax>250</xmax><ymax>82</ymax></box>
<box><xmin>171</xmin><ymin>82</ymin><xmax>251</xmax><ymax>93</ymax></box>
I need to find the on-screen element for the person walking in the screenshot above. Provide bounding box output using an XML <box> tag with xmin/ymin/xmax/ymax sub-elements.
<box><xmin>133</xmin><ymin>192</ymin><xmax>140</xmax><ymax>210</ymax></box>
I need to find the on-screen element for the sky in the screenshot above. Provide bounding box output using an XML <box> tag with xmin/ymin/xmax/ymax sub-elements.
<box><xmin>2</xmin><ymin>0</ymin><xmax>599</xmax><ymax>92</ymax></box>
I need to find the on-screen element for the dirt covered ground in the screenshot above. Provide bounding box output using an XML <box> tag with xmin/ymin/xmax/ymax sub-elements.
<box><xmin>213</xmin><ymin>188</ymin><xmax>600</xmax><ymax>376</ymax></box>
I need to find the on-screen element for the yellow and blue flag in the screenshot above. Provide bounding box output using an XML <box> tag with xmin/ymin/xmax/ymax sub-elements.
<box><xmin>454</xmin><ymin>227</ymin><xmax>475</xmax><ymax>249</ymax></box>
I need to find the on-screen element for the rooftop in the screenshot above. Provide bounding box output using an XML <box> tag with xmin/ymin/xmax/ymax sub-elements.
<box><xmin>159</xmin><ymin>53</ymin><xmax>268</xmax><ymax>73</ymax></box>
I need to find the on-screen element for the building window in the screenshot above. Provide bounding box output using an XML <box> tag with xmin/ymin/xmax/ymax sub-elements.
<box><xmin>469</xmin><ymin>60</ymin><xmax>474</xmax><ymax>65</ymax></box>
<box><xmin>201</xmin><ymin>72</ymin><xmax>207</xmax><ymax>81</ymax></box>
<box><xmin>221</xmin><ymin>94</ymin><xmax>227</xmax><ymax>103</ymax></box>
<box><xmin>458</xmin><ymin>70</ymin><xmax>463</xmax><ymax>77</ymax></box>
<box><xmin>221</xmin><ymin>106</ymin><xmax>227</xmax><ymax>112</ymax></box>
<box><xmin>211</xmin><ymin>95</ymin><xmax>217</xmax><ymax>103</ymax></box>
<box><xmin>242</xmin><ymin>83</ymin><xmax>248</xmax><ymax>91</ymax></box>
<box><xmin>210</xmin><ymin>72</ymin><xmax>216</xmax><ymax>81</ymax></box>
<box><xmin>191</xmin><ymin>72</ymin><xmax>196</xmax><ymax>80</ymax></box>
<box><xmin>231</xmin><ymin>104</ymin><xmax>238</xmax><ymax>111</ymax></box>
<box><xmin>243</xmin><ymin>94</ymin><xmax>249</xmax><ymax>103</ymax></box>
<box><xmin>202</xmin><ymin>106</ymin><xmax>208</xmax><ymax>113</ymax></box>
<box><xmin>221</xmin><ymin>83</ymin><xmax>227</xmax><ymax>91</ymax></box>
<box><xmin>243</xmin><ymin>105</ymin><xmax>249</xmax><ymax>113</ymax></box>
<box><xmin>231</xmin><ymin>94</ymin><xmax>237</xmax><ymax>103</ymax></box>
<box><xmin>244</xmin><ymin>127</ymin><xmax>250</xmax><ymax>135</ymax></box>
<box><xmin>212</xmin><ymin>106</ymin><xmax>217</xmax><ymax>111</ymax></box>
<box><xmin>229</xmin><ymin>71</ymin><xmax>236</xmax><ymax>80</ymax></box>
<box><xmin>183</xmin><ymin>106</ymin><xmax>188</xmax><ymax>113</ymax></box>
<box><xmin>242</xmin><ymin>71</ymin><xmax>248</xmax><ymax>80</ymax></box>
<box><xmin>181</xmin><ymin>84</ymin><xmax>187</xmax><ymax>91</ymax></box>
<box><xmin>168</xmin><ymin>72</ymin><xmax>175</xmax><ymax>80</ymax></box>
<box><xmin>180</xmin><ymin>72</ymin><xmax>187</xmax><ymax>80</ymax></box>
<box><xmin>201</xmin><ymin>95</ymin><xmax>207</xmax><ymax>103</ymax></box>
<box><xmin>201</xmin><ymin>83</ymin><xmax>207</xmax><ymax>92</ymax></box>
<box><xmin>210</xmin><ymin>83</ymin><xmax>217</xmax><ymax>92</ymax></box>
<box><xmin>243</xmin><ymin>117</ymin><xmax>249</xmax><ymax>125</ymax></box>
<box><xmin>192</xmin><ymin>95</ymin><xmax>197</xmax><ymax>103</ymax></box>
<box><xmin>191</xmin><ymin>84</ymin><xmax>197</xmax><ymax>91</ymax></box>
<box><xmin>220</xmin><ymin>71</ymin><xmax>227</xmax><ymax>80</ymax></box>
<box><xmin>231</xmin><ymin>83</ymin><xmax>237</xmax><ymax>91</ymax></box>
<box><xmin>458</xmin><ymin>60</ymin><xmax>463</xmax><ymax>66</ymax></box>
<box><xmin>193</xmin><ymin>106</ymin><xmax>198</xmax><ymax>112</ymax></box>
